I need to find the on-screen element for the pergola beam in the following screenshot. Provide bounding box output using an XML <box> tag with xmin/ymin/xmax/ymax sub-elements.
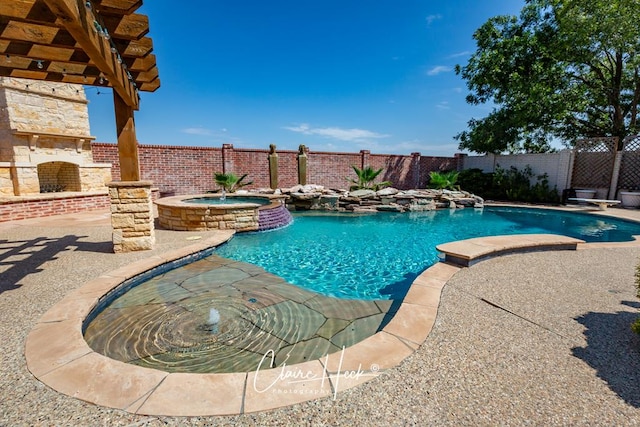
<box><xmin>42</xmin><ymin>0</ymin><xmax>139</xmax><ymax>108</ymax></box>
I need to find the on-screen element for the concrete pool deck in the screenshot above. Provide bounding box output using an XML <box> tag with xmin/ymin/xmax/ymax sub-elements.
<box><xmin>2</xmin><ymin>205</ymin><xmax>640</xmax><ymax>425</ymax></box>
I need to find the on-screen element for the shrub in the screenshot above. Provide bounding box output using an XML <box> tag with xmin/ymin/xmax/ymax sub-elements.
<box><xmin>214</xmin><ymin>172</ymin><xmax>253</xmax><ymax>192</ymax></box>
<box><xmin>457</xmin><ymin>165</ymin><xmax>560</xmax><ymax>204</ymax></box>
<box><xmin>348</xmin><ymin>166</ymin><xmax>392</xmax><ymax>191</ymax></box>
<box><xmin>458</xmin><ymin>168</ymin><xmax>497</xmax><ymax>198</ymax></box>
<box><xmin>428</xmin><ymin>171</ymin><xmax>460</xmax><ymax>190</ymax></box>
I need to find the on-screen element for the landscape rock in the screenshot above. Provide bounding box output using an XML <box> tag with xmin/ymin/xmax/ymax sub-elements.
<box><xmin>278</xmin><ymin>183</ymin><xmax>483</xmax><ymax>213</ymax></box>
<box><xmin>376</xmin><ymin>187</ymin><xmax>400</xmax><ymax>197</ymax></box>
<box><xmin>348</xmin><ymin>189</ymin><xmax>376</xmax><ymax>199</ymax></box>
<box><xmin>376</xmin><ymin>204</ymin><xmax>404</xmax><ymax>212</ymax></box>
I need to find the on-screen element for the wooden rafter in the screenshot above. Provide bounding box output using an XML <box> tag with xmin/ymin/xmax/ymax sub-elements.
<box><xmin>0</xmin><ymin>0</ymin><xmax>160</xmax><ymax>109</ymax></box>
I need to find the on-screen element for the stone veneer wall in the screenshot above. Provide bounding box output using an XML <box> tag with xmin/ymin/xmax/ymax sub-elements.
<box><xmin>0</xmin><ymin>77</ymin><xmax>111</xmax><ymax>196</ymax></box>
<box><xmin>108</xmin><ymin>182</ymin><xmax>155</xmax><ymax>252</ymax></box>
<box><xmin>157</xmin><ymin>204</ymin><xmax>259</xmax><ymax>232</ymax></box>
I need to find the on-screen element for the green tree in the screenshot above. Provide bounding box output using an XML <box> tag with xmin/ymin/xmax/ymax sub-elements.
<box><xmin>214</xmin><ymin>172</ymin><xmax>253</xmax><ymax>192</ymax></box>
<box><xmin>456</xmin><ymin>0</ymin><xmax>640</xmax><ymax>154</ymax></box>
<box><xmin>348</xmin><ymin>166</ymin><xmax>391</xmax><ymax>191</ymax></box>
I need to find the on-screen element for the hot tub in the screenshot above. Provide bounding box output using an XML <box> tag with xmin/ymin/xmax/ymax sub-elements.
<box><xmin>155</xmin><ymin>193</ymin><xmax>292</xmax><ymax>231</ymax></box>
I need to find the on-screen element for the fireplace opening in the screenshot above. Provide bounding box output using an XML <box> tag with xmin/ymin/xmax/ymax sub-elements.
<box><xmin>37</xmin><ymin>161</ymin><xmax>81</xmax><ymax>193</ymax></box>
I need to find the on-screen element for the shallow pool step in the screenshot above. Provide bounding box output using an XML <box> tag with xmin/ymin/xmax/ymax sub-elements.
<box><xmin>436</xmin><ymin>234</ymin><xmax>585</xmax><ymax>267</ymax></box>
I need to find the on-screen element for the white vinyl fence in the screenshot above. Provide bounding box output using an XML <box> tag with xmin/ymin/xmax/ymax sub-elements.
<box><xmin>459</xmin><ymin>150</ymin><xmax>574</xmax><ymax>194</ymax></box>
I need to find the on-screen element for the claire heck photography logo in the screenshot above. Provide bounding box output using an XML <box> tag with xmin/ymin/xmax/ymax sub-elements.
<box><xmin>252</xmin><ymin>346</ymin><xmax>380</xmax><ymax>400</ymax></box>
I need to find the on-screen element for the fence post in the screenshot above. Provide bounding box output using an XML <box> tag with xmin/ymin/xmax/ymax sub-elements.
<box><xmin>297</xmin><ymin>144</ymin><xmax>308</xmax><ymax>185</ymax></box>
<box><xmin>609</xmin><ymin>149</ymin><xmax>624</xmax><ymax>199</ymax></box>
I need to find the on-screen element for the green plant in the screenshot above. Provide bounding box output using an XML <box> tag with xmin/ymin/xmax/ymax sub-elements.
<box><xmin>348</xmin><ymin>166</ymin><xmax>391</xmax><ymax>191</ymax></box>
<box><xmin>214</xmin><ymin>172</ymin><xmax>253</xmax><ymax>193</ymax></box>
<box><xmin>456</xmin><ymin>165</ymin><xmax>560</xmax><ymax>203</ymax></box>
<box><xmin>458</xmin><ymin>168</ymin><xmax>496</xmax><ymax>198</ymax></box>
<box><xmin>428</xmin><ymin>171</ymin><xmax>460</xmax><ymax>190</ymax></box>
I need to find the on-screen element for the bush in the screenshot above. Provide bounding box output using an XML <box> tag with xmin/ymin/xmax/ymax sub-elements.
<box><xmin>348</xmin><ymin>166</ymin><xmax>391</xmax><ymax>191</ymax></box>
<box><xmin>458</xmin><ymin>168</ymin><xmax>497</xmax><ymax>198</ymax></box>
<box><xmin>214</xmin><ymin>172</ymin><xmax>253</xmax><ymax>192</ymax></box>
<box><xmin>428</xmin><ymin>171</ymin><xmax>460</xmax><ymax>190</ymax></box>
<box><xmin>457</xmin><ymin>165</ymin><xmax>560</xmax><ymax>204</ymax></box>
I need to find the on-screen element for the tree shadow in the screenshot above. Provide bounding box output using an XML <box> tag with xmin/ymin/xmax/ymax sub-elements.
<box><xmin>572</xmin><ymin>310</ymin><xmax>640</xmax><ymax>407</ymax></box>
<box><xmin>622</xmin><ymin>300</ymin><xmax>640</xmax><ymax>309</ymax></box>
<box><xmin>377</xmin><ymin>271</ymin><xmax>418</xmax><ymax>330</ymax></box>
<box><xmin>382</xmin><ymin>156</ymin><xmax>416</xmax><ymax>189</ymax></box>
<box><xmin>0</xmin><ymin>236</ymin><xmax>112</xmax><ymax>295</ymax></box>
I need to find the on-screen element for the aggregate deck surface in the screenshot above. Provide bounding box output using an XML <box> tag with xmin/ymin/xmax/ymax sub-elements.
<box><xmin>2</xmin><ymin>206</ymin><xmax>640</xmax><ymax>425</ymax></box>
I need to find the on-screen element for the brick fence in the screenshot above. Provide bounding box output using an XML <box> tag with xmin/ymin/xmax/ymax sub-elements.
<box><xmin>91</xmin><ymin>143</ymin><xmax>459</xmax><ymax>195</ymax></box>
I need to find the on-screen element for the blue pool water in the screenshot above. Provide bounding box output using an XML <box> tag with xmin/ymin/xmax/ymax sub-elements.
<box><xmin>215</xmin><ymin>207</ymin><xmax>640</xmax><ymax>300</ymax></box>
<box><xmin>184</xmin><ymin>196</ymin><xmax>270</xmax><ymax>205</ymax></box>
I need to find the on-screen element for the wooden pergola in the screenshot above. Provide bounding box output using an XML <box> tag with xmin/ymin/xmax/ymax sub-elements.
<box><xmin>0</xmin><ymin>0</ymin><xmax>160</xmax><ymax>181</ymax></box>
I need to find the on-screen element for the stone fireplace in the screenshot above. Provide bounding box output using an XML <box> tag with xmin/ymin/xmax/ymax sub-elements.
<box><xmin>0</xmin><ymin>77</ymin><xmax>111</xmax><ymax>196</ymax></box>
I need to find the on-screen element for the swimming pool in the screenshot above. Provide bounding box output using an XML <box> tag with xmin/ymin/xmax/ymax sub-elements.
<box><xmin>82</xmin><ymin>205</ymin><xmax>640</xmax><ymax>374</ymax></box>
<box><xmin>215</xmin><ymin>206</ymin><xmax>640</xmax><ymax>300</ymax></box>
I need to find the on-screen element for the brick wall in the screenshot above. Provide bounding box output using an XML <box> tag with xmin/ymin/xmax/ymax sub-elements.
<box><xmin>91</xmin><ymin>142</ymin><xmax>458</xmax><ymax>194</ymax></box>
<box><xmin>0</xmin><ymin>193</ymin><xmax>110</xmax><ymax>222</ymax></box>
<box><xmin>307</xmin><ymin>151</ymin><xmax>362</xmax><ymax>189</ymax></box>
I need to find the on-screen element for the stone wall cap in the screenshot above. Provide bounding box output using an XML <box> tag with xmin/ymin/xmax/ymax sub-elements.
<box><xmin>108</xmin><ymin>181</ymin><xmax>154</xmax><ymax>188</ymax></box>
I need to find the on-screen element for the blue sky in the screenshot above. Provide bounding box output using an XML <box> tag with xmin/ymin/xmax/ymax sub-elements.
<box><xmin>86</xmin><ymin>1</ymin><xmax>526</xmax><ymax>156</ymax></box>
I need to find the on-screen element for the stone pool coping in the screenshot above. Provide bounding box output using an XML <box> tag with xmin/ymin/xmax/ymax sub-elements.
<box><xmin>437</xmin><ymin>235</ymin><xmax>585</xmax><ymax>267</ymax></box>
<box><xmin>24</xmin><ymin>208</ymin><xmax>640</xmax><ymax>416</ymax></box>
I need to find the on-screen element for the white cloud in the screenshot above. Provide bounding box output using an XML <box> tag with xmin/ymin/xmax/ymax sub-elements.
<box><xmin>436</xmin><ymin>101</ymin><xmax>450</xmax><ymax>110</ymax></box>
<box><xmin>448</xmin><ymin>50</ymin><xmax>472</xmax><ymax>59</ymax></box>
<box><xmin>283</xmin><ymin>123</ymin><xmax>389</xmax><ymax>142</ymax></box>
<box><xmin>182</xmin><ymin>127</ymin><xmax>212</xmax><ymax>136</ymax></box>
<box><xmin>425</xmin><ymin>14</ymin><xmax>442</xmax><ymax>26</ymax></box>
<box><xmin>453</xmin><ymin>87</ymin><xmax>463</xmax><ymax>93</ymax></box>
<box><xmin>427</xmin><ymin>66</ymin><xmax>452</xmax><ymax>76</ymax></box>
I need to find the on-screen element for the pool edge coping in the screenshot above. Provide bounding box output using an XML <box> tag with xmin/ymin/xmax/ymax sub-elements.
<box><xmin>24</xmin><ymin>209</ymin><xmax>640</xmax><ymax>416</ymax></box>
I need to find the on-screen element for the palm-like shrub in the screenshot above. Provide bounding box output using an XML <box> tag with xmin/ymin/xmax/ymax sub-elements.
<box><xmin>214</xmin><ymin>172</ymin><xmax>253</xmax><ymax>192</ymax></box>
<box><xmin>428</xmin><ymin>171</ymin><xmax>460</xmax><ymax>190</ymax></box>
<box><xmin>348</xmin><ymin>166</ymin><xmax>391</xmax><ymax>191</ymax></box>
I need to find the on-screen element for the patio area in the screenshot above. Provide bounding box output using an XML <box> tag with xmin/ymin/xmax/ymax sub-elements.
<box><xmin>1</xmin><ymin>207</ymin><xmax>640</xmax><ymax>425</ymax></box>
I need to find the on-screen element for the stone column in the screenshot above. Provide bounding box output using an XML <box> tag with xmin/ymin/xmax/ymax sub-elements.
<box><xmin>108</xmin><ymin>180</ymin><xmax>155</xmax><ymax>253</ymax></box>
<box><xmin>268</xmin><ymin>144</ymin><xmax>278</xmax><ymax>189</ymax></box>
<box><xmin>297</xmin><ymin>144</ymin><xmax>308</xmax><ymax>185</ymax></box>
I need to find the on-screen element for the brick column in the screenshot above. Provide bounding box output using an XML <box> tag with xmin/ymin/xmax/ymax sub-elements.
<box><xmin>108</xmin><ymin>180</ymin><xmax>155</xmax><ymax>253</ymax></box>
<box><xmin>360</xmin><ymin>150</ymin><xmax>370</xmax><ymax>169</ymax></box>
<box><xmin>222</xmin><ymin>143</ymin><xmax>234</xmax><ymax>173</ymax></box>
<box><xmin>411</xmin><ymin>152</ymin><xmax>421</xmax><ymax>188</ymax></box>
<box><xmin>454</xmin><ymin>152</ymin><xmax>467</xmax><ymax>171</ymax></box>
